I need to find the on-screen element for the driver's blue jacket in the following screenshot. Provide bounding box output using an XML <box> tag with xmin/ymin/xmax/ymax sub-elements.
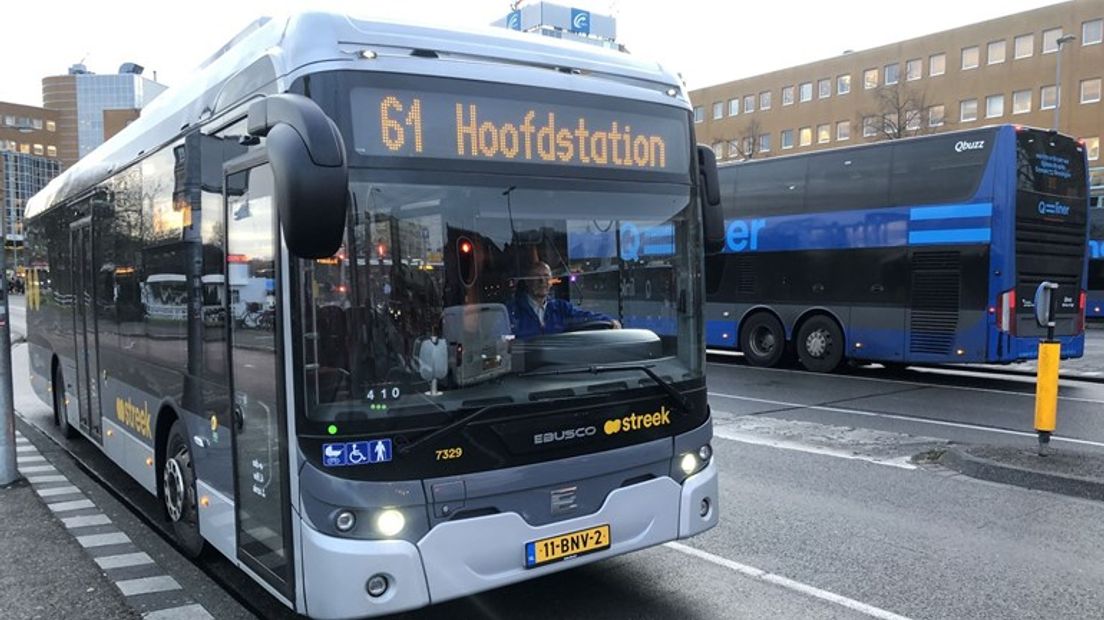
<box><xmin>507</xmin><ymin>295</ymin><xmax>612</xmax><ymax>339</ymax></box>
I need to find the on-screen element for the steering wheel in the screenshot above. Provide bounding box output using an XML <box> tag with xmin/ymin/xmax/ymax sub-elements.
<box><xmin>564</xmin><ymin>320</ymin><xmax>616</xmax><ymax>332</ymax></box>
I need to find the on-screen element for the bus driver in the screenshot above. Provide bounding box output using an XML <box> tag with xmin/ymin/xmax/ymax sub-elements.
<box><xmin>508</xmin><ymin>261</ymin><xmax>621</xmax><ymax>339</ymax></box>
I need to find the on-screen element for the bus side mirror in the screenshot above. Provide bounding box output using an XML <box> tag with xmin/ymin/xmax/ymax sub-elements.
<box><xmin>247</xmin><ymin>94</ymin><xmax>348</xmax><ymax>259</ymax></box>
<box><xmin>697</xmin><ymin>145</ymin><xmax>724</xmax><ymax>254</ymax></box>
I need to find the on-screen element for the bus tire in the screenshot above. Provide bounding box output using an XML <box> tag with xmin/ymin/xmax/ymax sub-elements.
<box><xmin>163</xmin><ymin>419</ymin><xmax>205</xmax><ymax>558</ymax></box>
<box><xmin>740</xmin><ymin>313</ymin><xmax>786</xmax><ymax>367</ymax></box>
<box><xmin>53</xmin><ymin>364</ymin><xmax>76</xmax><ymax>439</ymax></box>
<box><xmin>796</xmin><ymin>315</ymin><xmax>844</xmax><ymax>373</ymax></box>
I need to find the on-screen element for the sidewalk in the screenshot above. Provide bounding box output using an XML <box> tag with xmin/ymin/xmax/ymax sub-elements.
<box><xmin>940</xmin><ymin>443</ymin><xmax>1104</xmax><ymax>502</ymax></box>
<box><xmin>0</xmin><ymin>479</ymin><xmax>140</xmax><ymax>620</ymax></box>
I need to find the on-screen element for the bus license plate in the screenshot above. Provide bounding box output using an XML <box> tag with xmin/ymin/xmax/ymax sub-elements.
<box><xmin>524</xmin><ymin>524</ymin><xmax>610</xmax><ymax>568</ymax></box>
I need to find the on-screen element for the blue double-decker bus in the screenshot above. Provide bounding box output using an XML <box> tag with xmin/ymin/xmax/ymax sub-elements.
<box><xmin>705</xmin><ymin>125</ymin><xmax>1089</xmax><ymax>372</ymax></box>
<box><xmin>1086</xmin><ymin>181</ymin><xmax>1104</xmax><ymax>318</ymax></box>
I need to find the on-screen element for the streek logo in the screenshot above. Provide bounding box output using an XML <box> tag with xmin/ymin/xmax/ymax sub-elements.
<box><xmin>954</xmin><ymin>140</ymin><xmax>985</xmax><ymax>153</ymax></box>
<box><xmin>1038</xmin><ymin>200</ymin><xmax>1071</xmax><ymax>216</ymax></box>
<box><xmin>603</xmin><ymin>406</ymin><xmax>673</xmax><ymax>435</ymax></box>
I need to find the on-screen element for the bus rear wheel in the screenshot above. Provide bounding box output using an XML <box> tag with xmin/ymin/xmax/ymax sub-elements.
<box><xmin>740</xmin><ymin>313</ymin><xmax>786</xmax><ymax>367</ymax></box>
<box><xmin>796</xmin><ymin>316</ymin><xmax>844</xmax><ymax>373</ymax></box>
<box><xmin>52</xmin><ymin>364</ymin><xmax>76</xmax><ymax>439</ymax></box>
<box><xmin>163</xmin><ymin>420</ymin><xmax>205</xmax><ymax>558</ymax></box>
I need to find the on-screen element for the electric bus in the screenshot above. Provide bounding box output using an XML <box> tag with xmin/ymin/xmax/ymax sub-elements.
<box><xmin>23</xmin><ymin>12</ymin><xmax>723</xmax><ymax>619</ymax></box>
<box><xmin>705</xmin><ymin>125</ymin><xmax>1089</xmax><ymax>372</ymax></box>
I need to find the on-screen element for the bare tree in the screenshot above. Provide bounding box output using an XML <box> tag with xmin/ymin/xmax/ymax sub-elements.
<box><xmin>729</xmin><ymin>119</ymin><xmax>764</xmax><ymax>160</ymax></box>
<box><xmin>858</xmin><ymin>82</ymin><xmax>949</xmax><ymax>141</ymax></box>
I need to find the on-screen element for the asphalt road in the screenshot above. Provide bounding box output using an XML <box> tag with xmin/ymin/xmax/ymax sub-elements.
<box><xmin>13</xmin><ymin>296</ymin><xmax>1104</xmax><ymax>619</ymax></box>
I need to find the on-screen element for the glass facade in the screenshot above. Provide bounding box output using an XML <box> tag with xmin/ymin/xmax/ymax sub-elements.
<box><xmin>2</xmin><ymin>152</ymin><xmax>60</xmax><ymax>265</ymax></box>
<box><xmin>75</xmin><ymin>74</ymin><xmax>167</xmax><ymax>158</ymax></box>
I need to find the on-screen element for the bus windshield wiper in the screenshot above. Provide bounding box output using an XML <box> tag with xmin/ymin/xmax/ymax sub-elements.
<box><xmin>397</xmin><ymin>392</ymin><xmax>608</xmax><ymax>457</ymax></box>
<box><xmin>518</xmin><ymin>363</ymin><xmax>692</xmax><ymax>415</ymax></box>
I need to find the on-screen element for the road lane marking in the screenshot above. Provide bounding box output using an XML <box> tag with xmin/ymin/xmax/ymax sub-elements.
<box><xmin>47</xmin><ymin>498</ymin><xmax>95</xmax><ymax>512</ymax></box>
<box><xmin>95</xmin><ymin>552</ymin><xmax>155</xmax><ymax>570</ymax></box>
<box><xmin>36</xmin><ymin>485</ymin><xmax>80</xmax><ymax>497</ymax></box>
<box><xmin>706</xmin><ymin>361</ymin><xmax>1104</xmax><ymax>405</ymax></box>
<box><xmin>665</xmin><ymin>542</ymin><xmax>913</xmax><ymax>620</ymax></box>
<box><xmin>709</xmin><ymin>392</ymin><xmax>1104</xmax><ymax>449</ymax></box>
<box><xmin>712</xmin><ymin>425</ymin><xmax>917</xmax><ymax>470</ymax></box>
<box><xmin>142</xmin><ymin>604</ymin><xmax>215</xmax><ymax>620</ymax></box>
<box><xmin>63</xmin><ymin>514</ymin><xmax>112</xmax><ymax>529</ymax></box>
<box><xmin>116</xmin><ymin>576</ymin><xmax>182</xmax><ymax>596</ymax></box>
<box><xmin>77</xmin><ymin>532</ymin><xmax>132</xmax><ymax>548</ymax></box>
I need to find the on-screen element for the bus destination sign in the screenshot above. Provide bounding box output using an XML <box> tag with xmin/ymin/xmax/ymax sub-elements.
<box><xmin>351</xmin><ymin>87</ymin><xmax>689</xmax><ymax>172</ymax></box>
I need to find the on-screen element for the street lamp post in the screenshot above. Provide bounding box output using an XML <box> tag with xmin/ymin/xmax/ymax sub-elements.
<box><xmin>0</xmin><ymin>187</ymin><xmax>15</xmax><ymax>486</ymax></box>
<box><xmin>1055</xmin><ymin>34</ymin><xmax>1077</xmax><ymax>131</ymax></box>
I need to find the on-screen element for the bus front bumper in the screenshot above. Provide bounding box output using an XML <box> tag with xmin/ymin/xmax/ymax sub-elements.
<box><xmin>299</xmin><ymin>461</ymin><xmax>718</xmax><ymax>619</ymax></box>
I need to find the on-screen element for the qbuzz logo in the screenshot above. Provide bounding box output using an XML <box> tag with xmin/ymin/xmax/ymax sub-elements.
<box><xmin>954</xmin><ymin>139</ymin><xmax>985</xmax><ymax>153</ymax></box>
<box><xmin>603</xmin><ymin>406</ymin><xmax>673</xmax><ymax>435</ymax></box>
<box><xmin>570</xmin><ymin>8</ymin><xmax>590</xmax><ymax>34</ymax></box>
<box><xmin>1038</xmin><ymin>200</ymin><xmax>1071</xmax><ymax>217</ymax></box>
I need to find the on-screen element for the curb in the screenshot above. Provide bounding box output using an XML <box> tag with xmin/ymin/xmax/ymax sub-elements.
<box><xmin>940</xmin><ymin>446</ymin><xmax>1104</xmax><ymax>502</ymax></box>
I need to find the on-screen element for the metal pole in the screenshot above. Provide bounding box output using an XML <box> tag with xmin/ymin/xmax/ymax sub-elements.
<box><xmin>1054</xmin><ymin>44</ymin><xmax>1062</xmax><ymax>130</ymax></box>
<box><xmin>0</xmin><ymin>202</ymin><xmax>18</xmax><ymax>485</ymax></box>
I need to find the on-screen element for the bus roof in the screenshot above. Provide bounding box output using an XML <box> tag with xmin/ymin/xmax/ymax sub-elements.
<box><xmin>26</xmin><ymin>12</ymin><xmax>687</xmax><ymax>221</ymax></box>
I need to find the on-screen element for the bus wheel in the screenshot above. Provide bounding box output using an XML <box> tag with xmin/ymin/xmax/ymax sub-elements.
<box><xmin>164</xmin><ymin>420</ymin><xmax>205</xmax><ymax>558</ymax></box>
<box><xmin>740</xmin><ymin>313</ymin><xmax>786</xmax><ymax>367</ymax></box>
<box><xmin>52</xmin><ymin>364</ymin><xmax>76</xmax><ymax>439</ymax></box>
<box><xmin>796</xmin><ymin>316</ymin><xmax>844</xmax><ymax>373</ymax></box>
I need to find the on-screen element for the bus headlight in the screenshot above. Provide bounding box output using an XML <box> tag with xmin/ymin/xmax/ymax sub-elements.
<box><xmin>679</xmin><ymin>453</ymin><xmax>699</xmax><ymax>476</ymax></box>
<box><xmin>376</xmin><ymin>509</ymin><xmax>406</xmax><ymax>537</ymax></box>
<box><xmin>676</xmin><ymin>443</ymin><xmax>712</xmax><ymax>479</ymax></box>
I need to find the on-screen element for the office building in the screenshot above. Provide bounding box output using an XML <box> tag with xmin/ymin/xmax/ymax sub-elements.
<box><xmin>42</xmin><ymin>62</ymin><xmax>167</xmax><ymax>169</ymax></box>
<box><xmin>689</xmin><ymin>1</ymin><xmax>1104</xmax><ymax>196</ymax></box>
<box><xmin>0</xmin><ymin>102</ymin><xmax>61</xmax><ymax>268</ymax></box>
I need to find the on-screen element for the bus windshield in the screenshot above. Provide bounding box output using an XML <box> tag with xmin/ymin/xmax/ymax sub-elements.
<box><xmin>296</xmin><ymin>173</ymin><xmax>702</xmax><ymax>426</ymax></box>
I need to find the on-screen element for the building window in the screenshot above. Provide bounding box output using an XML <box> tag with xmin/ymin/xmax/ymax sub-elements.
<box><xmin>18</xmin><ymin>144</ymin><xmax>29</xmax><ymax>154</ymax></box>
<box><xmin>713</xmin><ymin>101</ymin><xmax>724</xmax><ymax>120</ymax></box>
<box><xmin>799</xmin><ymin>126</ymin><xmax>813</xmax><ymax>146</ymax></box>
<box><xmin>799</xmin><ymin>82</ymin><xmax>813</xmax><ymax>102</ymax></box>
<box><xmin>1081</xmin><ymin>78</ymin><xmax>1102</xmax><ymax>104</ymax></box>
<box><xmin>986</xmin><ymin>94</ymin><xmax>1004</xmax><ymax>118</ymax></box>
<box><xmin>883</xmin><ymin>113</ymin><xmax>898</xmax><ymax>133</ymax></box>
<box><xmin>1085</xmin><ymin>19</ymin><xmax>1104</xmax><ymax>46</ymax></box>
<box><xmin>1041</xmin><ymin>85</ymin><xmax>1058</xmax><ymax>109</ymax></box>
<box><xmin>728</xmin><ymin>98</ymin><xmax>739</xmax><ymax>116</ymax></box>
<box><xmin>46</xmin><ymin>120</ymin><xmax>56</xmax><ymax>132</ymax></box>
<box><xmin>837</xmin><ymin>74</ymin><xmax>851</xmax><ymax>95</ymax></box>
<box><xmin>758</xmin><ymin>133</ymin><xmax>771</xmax><ymax>153</ymax></box>
<box><xmin>902</xmin><ymin>110</ymin><xmax>919</xmax><ymax>131</ymax></box>
<box><xmin>961</xmin><ymin>46</ymin><xmax>979</xmax><ymax>70</ymax></box>
<box><xmin>884</xmin><ymin>63</ymin><xmax>899</xmax><ymax>85</ymax></box>
<box><xmin>693</xmin><ymin>106</ymin><xmax>704</xmax><ymax>123</ymax></box>
<box><xmin>1012</xmin><ymin>89</ymin><xmax>1032</xmax><ymax>114</ymax></box>
<box><xmin>818</xmin><ymin>79</ymin><xmax>831</xmax><ymax>99</ymax></box>
<box><xmin>906</xmin><ymin>58</ymin><xmax>922</xmax><ymax>81</ymax></box>
<box><xmin>837</xmin><ymin>120</ymin><xmax>851</xmax><ymax>141</ymax></box>
<box><xmin>31</xmin><ymin>118</ymin><xmax>43</xmax><ymax>129</ymax></box>
<box><xmin>760</xmin><ymin>91</ymin><xmax>772</xmax><ymax>110</ymax></box>
<box><xmin>864</xmin><ymin>68</ymin><xmax>878</xmax><ymax>89</ymax></box>
<box><xmin>929</xmin><ymin>53</ymin><xmax>946</xmax><ymax>76</ymax></box>
<box><xmin>988</xmin><ymin>40</ymin><xmax>1006</xmax><ymax>64</ymax></box>
<box><xmin>960</xmin><ymin>98</ymin><xmax>978</xmax><ymax>122</ymax></box>
<box><xmin>2</xmin><ymin>116</ymin><xmax>13</xmax><ymax>126</ymax></box>
<box><xmin>817</xmin><ymin>124</ymin><xmax>831</xmax><ymax>144</ymax></box>
<box><xmin>781</xmin><ymin>129</ymin><xmax>794</xmax><ymax>149</ymax></box>
<box><xmin>1085</xmin><ymin>137</ymin><xmax>1100</xmax><ymax>160</ymax></box>
<box><xmin>744</xmin><ymin>94</ymin><xmax>755</xmax><ymax>113</ymax></box>
<box><xmin>1043</xmin><ymin>28</ymin><xmax>1063</xmax><ymax>53</ymax></box>
<box><xmin>862</xmin><ymin>116</ymin><xmax>877</xmax><ymax>137</ymax></box>
<box><xmin>928</xmin><ymin>104</ymin><xmax>945</xmax><ymax>127</ymax></box>
<box><xmin>782</xmin><ymin>85</ymin><xmax>795</xmax><ymax>106</ymax></box>
<box><xmin>742</xmin><ymin>137</ymin><xmax>754</xmax><ymax>155</ymax></box>
<box><xmin>33</xmin><ymin>144</ymin><xmax>43</xmax><ymax>155</ymax></box>
<box><xmin>711</xmin><ymin>141</ymin><xmax>724</xmax><ymax>158</ymax></box>
<box><xmin>46</xmin><ymin>145</ymin><xmax>57</xmax><ymax>157</ymax></box>
<box><xmin>1015</xmin><ymin>33</ymin><xmax>1034</xmax><ymax>59</ymax></box>
<box><xmin>727</xmin><ymin>139</ymin><xmax>740</xmax><ymax>158</ymax></box>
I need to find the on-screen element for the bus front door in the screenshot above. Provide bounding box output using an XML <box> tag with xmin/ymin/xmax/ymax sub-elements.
<box><xmin>69</xmin><ymin>215</ymin><xmax>102</xmax><ymax>440</ymax></box>
<box><xmin>225</xmin><ymin>161</ymin><xmax>295</xmax><ymax>602</ymax></box>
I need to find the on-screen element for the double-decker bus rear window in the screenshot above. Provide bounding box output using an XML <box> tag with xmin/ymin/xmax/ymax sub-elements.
<box><xmin>1017</xmin><ymin>130</ymin><xmax>1088</xmax><ymax>198</ymax></box>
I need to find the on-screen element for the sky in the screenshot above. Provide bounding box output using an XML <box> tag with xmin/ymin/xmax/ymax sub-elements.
<box><xmin>0</xmin><ymin>0</ymin><xmax>1065</xmax><ymax>108</ymax></box>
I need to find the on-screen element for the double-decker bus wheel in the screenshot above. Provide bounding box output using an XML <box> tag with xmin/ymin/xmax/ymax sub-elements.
<box><xmin>740</xmin><ymin>313</ymin><xmax>786</xmax><ymax>367</ymax></box>
<box><xmin>796</xmin><ymin>315</ymin><xmax>844</xmax><ymax>373</ymax></box>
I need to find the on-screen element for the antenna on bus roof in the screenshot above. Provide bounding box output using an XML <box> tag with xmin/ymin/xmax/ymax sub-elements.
<box><xmin>199</xmin><ymin>16</ymin><xmax>273</xmax><ymax>69</ymax></box>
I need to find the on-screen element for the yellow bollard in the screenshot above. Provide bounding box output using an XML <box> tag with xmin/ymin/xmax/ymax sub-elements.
<box><xmin>1034</xmin><ymin>341</ymin><xmax>1060</xmax><ymax>455</ymax></box>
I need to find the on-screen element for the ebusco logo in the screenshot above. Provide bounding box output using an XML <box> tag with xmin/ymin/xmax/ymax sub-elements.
<box><xmin>603</xmin><ymin>406</ymin><xmax>673</xmax><ymax>435</ymax></box>
<box><xmin>1038</xmin><ymin>200</ymin><xmax>1071</xmax><ymax>216</ymax></box>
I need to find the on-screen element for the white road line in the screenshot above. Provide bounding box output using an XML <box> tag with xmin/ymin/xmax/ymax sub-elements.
<box><xmin>18</xmin><ymin>465</ymin><xmax>56</xmax><ymax>473</ymax></box>
<box><xmin>95</xmin><ymin>552</ymin><xmax>155</xmax><ymax>570</ymax></box>
<box><xmin>77</xmin><ymin>532</ymin><xmax>131</xmax><ymax>548</ymax></box>
<box><xmin>706</xmin><ymin>361</ymin><xmax>1104</xmax><ymax>405</ymax></box>
<box><xmin>142</xmin><ymin>604</ymin><xmax>214</xmax><ymax>620</ymax></box>
<box><xmin>47</xmin><ymin>498</ymin><xmax>94</xmax><ymax>512</ymax></box>
<box><xmin>26</xmin><ymin>474</ymin><xmax>67</xmax><ymax>483</ymax></box>
<box><xmin>116</xmin><ymin>576</ymin><xmax>181</xmax><ymax>596</ymax></box>
<box><xmin>17</xmin><ymin>455</ymin><xmax>46</xmax><ymax>463</ymax></box>
<box><xmin>63</xmin><ymin>514</ymin><xmax>112</xmax><ymax>529</ymax></box>
<box><xmin>16</xmin><ymin>445</ymin><xmax>36</xmax><ymax>453</ymax></box>
<box><xmin>36</xmin><ymin>485</ymin><xmax>80</xmax><ymax>497</ymax></box>
<box><xmin>712</xmin><ymin>425</ymin><xmax>917</xmax><ymax>470</ymax></box>
<box><xmin>709</xmin><ymin>392</ymin><xmax>1104</xmax><ymax>449</ymax></box>
<box><xmin>665</xmin><ymin>542</ymin><xmax>913</xmax><ymax>620</ymax></box>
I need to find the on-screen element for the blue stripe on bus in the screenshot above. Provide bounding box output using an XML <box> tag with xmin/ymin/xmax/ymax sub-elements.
<box><xmin>908</xmin><ymin>203</ymin><xmax>993</xmax><ymax>221</ymax></box>
<box><xmin>907</xmin><ymin>228</ymin><xmax>992</xmax><ymax>244</ymax></box>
